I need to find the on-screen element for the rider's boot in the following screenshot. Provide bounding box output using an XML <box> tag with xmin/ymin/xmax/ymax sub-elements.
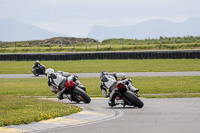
<box><xmin>108</xmin><ymin>101</ymin><xmax>116</xmax><ymax>107</ymax></box>
<box><xmin>57</xmin><ymin>88</ymin><xmax>66</xmax><ymax>100</ymax></box>
<box><xmin>63</xmin><ymin>94</ymin><xmax>71</xmax><ymax>100</ymax></box>
<box><xmin>108</xmin><ymin>88</ymin><xmax>118</xmax><ymax>107</ymax></box>
<box><xmin>63</xmin><ymin>94</ymin><xmax>68</xmax><ymax>98</ymax></box>
<box><xmin>128</xmin><ymin>84</ymin><xmax>139</xmax><ymax>96</ymax></box>
<box><xmin>57</xmin><ymin>93</ymin><xmax>63</xmax><ymax>100</ymax></box>
<box><xmin>77</xmin><ymin>84</ymin><xmax>86</xmax><ymax>92</ymax></box>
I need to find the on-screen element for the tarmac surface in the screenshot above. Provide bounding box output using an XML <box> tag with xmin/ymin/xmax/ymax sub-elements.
<box><xmin>1</xmin><ymin>71</ymin><xmax>200</xmax><ymax>78</ymax></box>
<box><xmin>1</xmin><ymin>98</ymin><xmax>200</xmax><ymax>133</ymax></box>
<box><xmin>1</xmin><ymin>72</ymin><xmax>200</xmax><ymax>133</ymax></box>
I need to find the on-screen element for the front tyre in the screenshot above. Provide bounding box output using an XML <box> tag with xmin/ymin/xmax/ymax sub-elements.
<box><xmin>124</xmin><ymin>91</ymin><xmax>144</xmax><ymax>108</ymax></box>
<box><xmin>73</xmin><ymin>87</ymin><xmax>91</xmax><ymax>103</ymax></box>
<box><xmin>33</xmin><ymin>69</ymin><xmax>39</xmax><ymax>76</ymax></box>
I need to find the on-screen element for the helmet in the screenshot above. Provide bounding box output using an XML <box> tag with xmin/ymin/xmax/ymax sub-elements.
<box><xmin>45</xmin><ymin>68</ymin><xmax>54</xmax><ymax>77</ymax></box>
<box><xmin>36</xmin><ymin>60</ymin><xmax>40</xmax><ymax>64</ymax></box>
<box><xmin>116</xmin><ymin>73</ymin><xmax>126</xmax><ymax>79</ymax></box>
<box><xmin>100</xmin><ymin>71</ymin><xmax>108</xmax><ymax>79</ymax></box>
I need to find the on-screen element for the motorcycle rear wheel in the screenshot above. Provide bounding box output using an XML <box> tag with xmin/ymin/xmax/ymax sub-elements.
<box><xmin>124</xmin><ymin>91</ymin><xmax>144</xmax><ymax>108</ymax></box>
<box><xmin>73</xmin><ymin>87</ymin><xmax>91</xmax><ymax>103</ymax></box>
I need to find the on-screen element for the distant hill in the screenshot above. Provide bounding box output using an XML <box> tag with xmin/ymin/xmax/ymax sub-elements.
<box><xmin>0</xmin><ymin>19</ymin><xmax>64</xmax><ymax>41</ymax></box>
<box><xmin>87</xmin><ymin>17</ymin><xmax>200</xmax><ymax>41</ymax></box>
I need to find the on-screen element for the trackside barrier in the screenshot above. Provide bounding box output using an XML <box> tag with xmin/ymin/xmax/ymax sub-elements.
<box><xmin>0</xmin><ymin>50</ymin><xmax>200</xmax><ymax>61</ymax></box>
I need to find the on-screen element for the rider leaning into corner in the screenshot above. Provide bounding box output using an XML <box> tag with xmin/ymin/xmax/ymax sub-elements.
<box><xmin>45</xmin><ymin>68</ymin><xmax>86</xmax><ymax>100</ymax></box>
<box><xmin>33</xmin><ymin>60</ymin><xmax>42</xmax><ymax>69</ymax></box>
<box><xmin>100</xmin><ymin>71</ymin><xmax>139</xmax><ymax>107</ymax></box>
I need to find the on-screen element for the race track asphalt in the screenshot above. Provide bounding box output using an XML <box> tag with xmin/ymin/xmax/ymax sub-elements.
<box><xmin>38</xmin><ymin>98</ymin><xmax>200</xmax><ymax>133</ymax></box>
<box><xmin>1</xmin><ymin>71</ymin><xmax>200</xmax><ymax>78</ymax></box>
<box><xmin>1</xmin><ymin>72</ymin><xmax>200</xmax><ymax>133</ymax></box>
<box><xmin>3</xmin><ymin>98</ymin><xmax>199</xmax><ymax>133</ymax></box>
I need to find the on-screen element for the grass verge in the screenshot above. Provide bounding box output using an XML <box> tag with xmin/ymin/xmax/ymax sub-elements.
<box><xmin>0</xmin><ymin>95</ymin><xmax>81</xmax><ymax>127</ymax></box>
<box><xmin>1</xmin><ymin>76</ymin><xmax>200</xmax><ymax>97</ymax></box>
<box><xmin>1</xmin><ymin>76</ymin><xmax>200</xmax><ymax>127</ymax></box>
<box><xmin>1</xmin><ymin>59</ymin><xmax>200</xmax><ymax>74</ymax></box>
<box><xmin>1</xmin><ymin>43</ymin><xmax>200</xmax><ymax>53</ymax></box>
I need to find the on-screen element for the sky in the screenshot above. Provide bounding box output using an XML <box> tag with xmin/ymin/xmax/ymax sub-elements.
<box><xmin>0</xmin><ymin>0</ymin><xmax>200</xmax><ymax>38</ymax></box>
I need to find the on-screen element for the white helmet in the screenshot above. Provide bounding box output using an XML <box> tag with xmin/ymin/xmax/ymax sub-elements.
<box><xmin>45</xmin><ymin>68</ymin><xmax>54</xmax><ymax>77</ymax></box>
<box><xmin>116</xmin><ymin>73</ymin><xmax>126</xmax><ymax>79</ymax></box>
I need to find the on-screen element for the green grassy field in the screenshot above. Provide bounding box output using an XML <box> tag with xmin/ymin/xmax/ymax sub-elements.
<box><xmin>1</xmin><ymin>43</ymin><xmax>200</xmax><ymax>53</ymax></box>
<box><xmin>1</xmin><ymin>76</ymin><xmax>200</xmax><ymax>127</ymax></box>
<box><xmin>0</xmin><ymin>59</ymin><xmax>200</xmax><ymax>74</ymax></box>
<box><xmin>1</xmin><ymin>76</ymin><xmax>200</xmax><ymax>97</ymax></box>
<box><xmin>0</xmin><ymin>95</ymin><xmax>81</xmax><ymax>127</ymax></box>
<box><xmin>1</xmin><ymin>58</ymin><xmax>200</xmax><ymax>127</ymax></box>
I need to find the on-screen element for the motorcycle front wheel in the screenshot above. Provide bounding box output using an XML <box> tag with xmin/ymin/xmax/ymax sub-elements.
<box><xmin>33</xmin><ymin>69</ymin><xmax>39</xmax><ymax>76</ymax></box>
<box><xmin>124</xmin><ymin>91</ymin><xmax>144</xmax><ymax>108</ymax></box>
<box><xmin>73</xmin><ymin>87</ymin><xmax>91</xmax><ymax>103</ymax></box>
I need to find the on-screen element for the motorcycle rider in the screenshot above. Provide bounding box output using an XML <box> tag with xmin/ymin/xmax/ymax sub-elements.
<box><xmin>33</xmin><ymin>60</ymin><xmax>42</xmax><ymax>68</ymax></box>
<box><xmin>56</xmin><ymin>71</ymin><xmax>86</xmax><ymax>91</ymax></box>
<box><xmin>45</xmin><ymin>68</ymin><xmax>70</xmax><ymax>100</ymax></box>
<box><xmin>45</xmin><ymin>68</ymin><xmax>86</xmax><ymax>100</ymax></box>
<box><xmin>32</xmin><ymin>60</ymin><xmax>44</xmax><ymax>73</ymax></box>
<box><xmin>100</xmin><ymin>71</ymin><xmax>139</xmax><ymax>106</ymax></box>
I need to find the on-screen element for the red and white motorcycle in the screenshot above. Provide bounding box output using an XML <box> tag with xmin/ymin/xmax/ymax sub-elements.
<box><xmin>64</xmin><ymin>80</ymin><xmax>91</xmax><ymax>103</ymax></box>
<box><xmin>114</xmin><ymin>80</ymin><xmax>144</xmax><ymax>108</ymax></box>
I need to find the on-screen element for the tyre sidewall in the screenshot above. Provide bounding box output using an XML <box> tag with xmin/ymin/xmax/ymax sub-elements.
<box><xmin>34</xmin><ymin>69</ymin><xmax>39</xmax><ymax>76</ymax></box>
<box><xmin>124</xmin><ymin>91</ymin><xmax>144</xmax><ymax>108</ymax></box>
<box><xmin>73</xmin><ymin>87</ymin><xmax>91</xmax><ymax>103</ymax></box>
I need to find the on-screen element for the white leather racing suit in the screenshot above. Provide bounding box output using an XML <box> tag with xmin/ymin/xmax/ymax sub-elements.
<box><xmin>48</xmin><ymin>72</ymin><xmax>69</xmax><ymax>99</ymax></box>
<box><xmin>100</xmin><ymin>72</ymin><xmax>139</xmax><ymax>106</ymax></box>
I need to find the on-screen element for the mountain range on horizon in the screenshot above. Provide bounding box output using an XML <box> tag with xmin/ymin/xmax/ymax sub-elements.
<box><xmin>0</xmin><ymin>17</ymin><xmax>200</xmax><ymax>42</ymax></box>
<box><xmin>87</xmin><ymin>17</ymin><xmax>200</xmax><ymax>41</ymax></box>
<box><xmin>0</xmin><ymin>19</ymin><xmax>64</xmax><ymax>41</ymax></box>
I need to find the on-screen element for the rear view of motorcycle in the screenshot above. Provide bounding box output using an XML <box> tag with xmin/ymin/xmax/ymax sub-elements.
<box><xmin>64</xmin><ymin>80</ymin><xmax>91</xmax><ymax>103</ymax></box>
<box><xmin>100</xmin><ymin>71</ymin><xmax>144</xmax><ymax>108</ymax></box>
<box><xmin>114</xmin><ymin>80</ymin><xmax>144</xmax><ymax>108</ymax></box>
<box><xmin>46</xmin><ymin>68</ymin><xmax>91</xmax><ymax>104</ymax></box>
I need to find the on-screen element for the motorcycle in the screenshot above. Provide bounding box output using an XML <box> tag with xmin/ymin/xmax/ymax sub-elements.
<box><xmin>65</xmin><ymin>74</ymin><xmax>86</xmax><ymax>92</ymax></box>
<box><xmin>31</xmin><ymin>65</ymin><xmax>46</xmax><ymax>76</ymax></box>
<box><xmin>53</xmin><ymin>79</ymin><xmax>91</xmax><ymax>103</ymax></box>
<box><xmin>112</xmin><ymin>80</ymin><xmax>144</xmax><ymax>108</ymax></box>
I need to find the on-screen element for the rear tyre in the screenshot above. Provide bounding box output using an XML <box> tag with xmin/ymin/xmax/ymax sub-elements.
<box><xmin>124</xmin><ymin>91</ymin><xmax>144</xmax><ymax>108</ymax></box>
<box><xmin>73</xmin><ymin>87</ymin><xmax>91</xmax><ymax>103</ymax></box>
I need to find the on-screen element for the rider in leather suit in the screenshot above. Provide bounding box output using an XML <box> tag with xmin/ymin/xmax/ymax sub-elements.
<box><xmin>45</xmin><ymin>68</ymin><xmax>69</xmax><ymax>100</ymax></box>
<box><xmin>33</xmin><ymin>60</ymin><xmax>42</xmax><ymax>68</ymax></box>
<box><xmin>100</xmin><ymin>71</ymin><xmax>139</xmax><ymax>106</ymax></box>
<box><xmin>56</xmin><ymin>71</ymin><xmax>86</xmax><ymax>92</ymax></box>
<box><xmin>45</xmin><ymin>68</ymin><xmax>86</xmax><ymax>100</ymax></box>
